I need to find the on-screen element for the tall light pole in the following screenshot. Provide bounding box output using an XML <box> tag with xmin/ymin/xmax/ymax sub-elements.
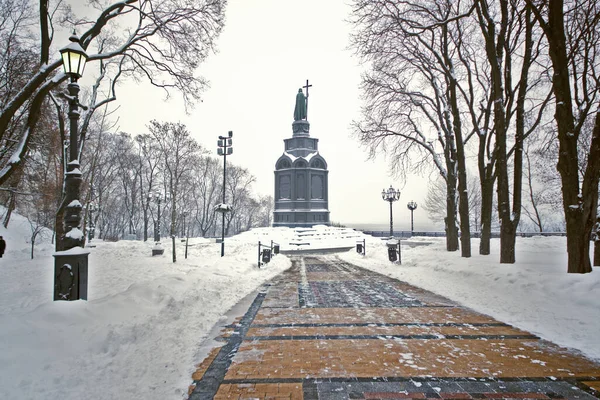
<box><xmin>381</xmin><ymin>185</ymin><xmax>401</xmax><ymax>238</ymax></box>
<box><xmin>150</xmin><ymin>192</ymin><xmax>164</xmax><ymax>256</ymax></box>
<box><xmin>407</xmin><ymin>201</ymin><xmax>418</xmax><ymax>232</ymax></box>
<box><xmin>53</xmin><ymin>32</ymin><xmax>89</xmax><ymax>301</ymax></box>
<box><xmin>216</xmin><ymin>131</ymin><xmax>233</xmax><ymax>257</ymax></box>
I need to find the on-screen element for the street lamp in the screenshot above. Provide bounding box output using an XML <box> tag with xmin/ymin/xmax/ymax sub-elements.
<box><xmin>407</xmin><ymin>200</ymin><xmax>418</xmax><ymax>232</ymax></box>
<box><xmin>150</xmin><ymin>192</ymin><xmax>164</xmax><ymax>256</ymax></box>
<box><xmin>53</xmin><ymin>32</ymin><xmax>89</xmax><ymax>301</ymax></box>
<box><xmin>381</xmin><ymin>185</ymin><xmax>401</xmax><ymax>238</ymax></box>
<box><xmin>216</xmin><ymin>131</ymin><xmax>233</xmax><ymax>257</ymax></box>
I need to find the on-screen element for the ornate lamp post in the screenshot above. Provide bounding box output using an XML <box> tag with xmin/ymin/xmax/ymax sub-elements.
<box><xmin>53</xmin><ymin>33</ymin><xmax>89</xmax><ymax>301</ymax></box>
<box><xmin>407</xmin><ymin>200</ymin><xmax>418</xmax><ymax>232</ymax></box>
<box><xmin>381</xmin><ymin>185</ymin><xmax>401</xmax><ymax>238</ymax></box>
<box><xmin>87</xmin><ymin>202</ymin><xmax>98</xmax><ymax>243</ymax></box>
<box><xmin>216</xmin><ymin>131</ymin><xmax>233</xmax><ymax>257</ymax></box>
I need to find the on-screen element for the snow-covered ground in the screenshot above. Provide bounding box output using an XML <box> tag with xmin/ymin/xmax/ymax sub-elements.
<box><xmin>0</xmin><ymin>212</ymin><xmax>599</xmax><ymax>400</ymax></box>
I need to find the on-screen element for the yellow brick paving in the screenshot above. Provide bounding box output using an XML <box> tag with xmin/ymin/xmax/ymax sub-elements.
<box><xmin>245</xmin><ymin>324</ymin><xmax>530</xmax><ymax>338</ymax></box>
<box><xmin>188</xmin><ymin>256</ymin><xmax>600</xmax><ymax>399</ymax></box>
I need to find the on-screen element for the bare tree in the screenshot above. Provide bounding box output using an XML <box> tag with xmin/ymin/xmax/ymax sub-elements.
<box><xmin>148</xmin><ymin>121</ymin><xmax>203</xmax><ymax>238</ymax></box>
<box><xmin>473</xmin><ymin>0</ymin><xmax>551</xmax><ymax>263</ymax></box>
<box><xmin>135</xmin><ymin>134</ymin><xmax>162</xmax><ymax>241</ymax></box>
<box><xmin>224</xmin><ymin>165</ymin><xmax>256</xmax><ymax>236</ymax></box>
<box><xmin>349</xmin><ymin>0</ymin><xmax>480</xmax><ymax>254</ymax></box>
<box><xmin>0</xmin><ymin>0</ymin><xmax>225</xmax><ymax>187</ymax></box>
<box><xmin>526</xmin><ymin>0</ymin><xmax>600</xmax><ymax>273</ymax></box>
<box><xmin>191</xmin><ymin>155</ymin><xmax>220</xmax><ymax>237</ymax></box>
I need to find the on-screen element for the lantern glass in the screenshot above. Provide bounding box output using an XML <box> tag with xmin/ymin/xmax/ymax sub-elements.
<box><xmin>60</xmin><ymin>35</ymin><xmax>88</xmax><ymax>78</ymax></box>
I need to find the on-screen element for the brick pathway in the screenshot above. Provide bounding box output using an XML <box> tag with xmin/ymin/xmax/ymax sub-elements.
<box><xmin>188</xmin><ymin>256</ymin><xmax>600</xmax><ymax>400</ymax></box>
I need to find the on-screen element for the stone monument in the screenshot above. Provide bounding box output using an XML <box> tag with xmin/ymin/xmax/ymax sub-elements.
<box><xmin>273</xmin><ymin>80</ymin><xmax>330</xmax><ymax>227</ymax></box>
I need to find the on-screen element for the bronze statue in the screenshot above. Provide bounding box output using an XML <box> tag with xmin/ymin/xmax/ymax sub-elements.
<box><xmin>294</xmin><ymin>88</ymin><xmax>307</xmax><ymax>121</ymax></box>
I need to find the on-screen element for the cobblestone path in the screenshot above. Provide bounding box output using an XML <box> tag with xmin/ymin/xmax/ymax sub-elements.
<box><xmin>188</xmin><ymin>256</ymin><xmax>600</xmax><ymax>400</ymax></box>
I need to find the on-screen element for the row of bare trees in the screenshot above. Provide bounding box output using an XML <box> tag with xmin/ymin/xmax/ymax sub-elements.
<box><xmin>350</xmin><ymin>0</ymin><xmax>600</xmax><ymax>273</ymax></box>
<box><xmin>0</xmin><ymin>0</ymin><xmax>229</xmax><ymax>250</ymax></box>
<box><xmin>83</xmin><ymin>120</ymin><xmax>273</xmax><ymax>242</ymax></box>
<box><xmin>8</xmin><ymin>115</ymin><xmax>273</xmax><ymax>250</ymax></box>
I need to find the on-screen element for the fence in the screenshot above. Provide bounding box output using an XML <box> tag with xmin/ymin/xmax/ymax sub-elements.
<box><xmin>361</xmin><ymin>231</ymin><xmax>567</xmax><ymax>238</ymax></box>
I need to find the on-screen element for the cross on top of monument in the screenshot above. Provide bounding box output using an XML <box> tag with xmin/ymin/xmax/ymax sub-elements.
<box><xmin>303</xmin><ymin>79</ymin><xmax>312</xmax><ymax>119</ymax></box>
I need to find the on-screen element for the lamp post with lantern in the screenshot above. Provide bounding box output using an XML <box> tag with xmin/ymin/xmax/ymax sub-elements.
<box><xmin>407</xmin><ymin>201</ymin><xmax>418</xmax><ymax>232</ymax></box>
<box><xmin>381</xmin><ymin>185</ymin><xmax>401</xmax><ymax>238</ymax></box>
<box><xmin>53</xmin><ymin>32</ymin><xmax>90</xmax><ymax>301</ymax></box>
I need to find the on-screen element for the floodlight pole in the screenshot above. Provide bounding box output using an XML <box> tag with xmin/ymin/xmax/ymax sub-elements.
<box><xmin>217</xmin><ymin>131</ymin><xmax>233</xmax><ymax>257</ymax></box>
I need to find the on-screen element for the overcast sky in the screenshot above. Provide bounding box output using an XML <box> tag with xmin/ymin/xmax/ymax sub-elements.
<box><xmin>103</xmin><ymin>0</ymin><xmax>437</xmax><ymax>230</ymax></box>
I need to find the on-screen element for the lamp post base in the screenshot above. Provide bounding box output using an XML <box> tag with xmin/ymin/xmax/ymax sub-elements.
<box><xmin>53</xmin><ymin>248</ymin><xmax>90</xmax><ymax>301</ymax></box>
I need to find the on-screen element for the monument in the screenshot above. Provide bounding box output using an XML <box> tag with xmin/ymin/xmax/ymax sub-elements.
<box><xmin>273</xmin><ymin>80</ymin><xmax>330</xmax><ymax>227</ymax></box>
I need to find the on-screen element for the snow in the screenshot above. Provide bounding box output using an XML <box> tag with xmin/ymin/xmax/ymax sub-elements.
<box><xmin>67</xmin><ymin>199</ymin><xmax>83</xmax><ymax>208</ymax></box>
<box><xmin>54</xmin><ymin>246</ymin><xmax>91</xmax><ymax>256</ymax></box>
<box><xmin>304</xmin><ymin>151</ymin><xmax>318</xmax><ymax>161</ymax></box>
<box><xmin>1</xmin><ymin>210</ymin><xmax>599</xmax><ymax>400</ymax></box>
<box><xmin>64</xmin><ymin>227</ymin><xmax>84</xmax><ymax>240</ymax></box>
<box><xmin>283</xmin><ymin>151</ymin><xmax>298</xmax><ymax>162</ymax></box>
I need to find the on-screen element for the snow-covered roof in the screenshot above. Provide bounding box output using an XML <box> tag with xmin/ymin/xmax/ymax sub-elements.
<box><xmin>283</xmin><ymin>151</ymin><xmax>298</xmax><ymax>162</ymax></box>
<box><xmin>304</xmin><ymin>151</ymin><xmax>319</xmax><ymax>162</ymax></box>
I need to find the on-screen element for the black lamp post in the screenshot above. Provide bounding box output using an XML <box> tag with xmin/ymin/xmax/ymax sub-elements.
<box><xmin>216</xmin><ymin>131</ymin><xmax>233</xmax><ymax>257</ymax></box>
<box><xmin>381</xmin><ymin>185</ymin><xmax>401</xmax><ymax>238</ymax></box>
<box><xmin>87</xmin><ymin>202</ymin><xmax>98</xmax><ymax>243</ymax></box>
<box><xmin>150</xmin><ymin>192</ymin><xmax>164</xmax><ymax>256</ymax></box>
<box><xmin>53</xmin><ymin>32</ymin><xmax>89</xmax><ymax>301</ymax></box>
<box><xmin>407</xmin><ymin>200</ymin><xmax>418</xmax><ymax>232</ymax></box>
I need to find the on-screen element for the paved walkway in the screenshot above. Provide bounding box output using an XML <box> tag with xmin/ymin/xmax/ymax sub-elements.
<box><xmin>188</xmin><ymin>256</ymin><xmax>600</xmax><ymax>399</ymax></box>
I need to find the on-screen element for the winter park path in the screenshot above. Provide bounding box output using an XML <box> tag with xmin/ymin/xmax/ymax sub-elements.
<box><xmin>187</xmin><ymin>256</ymin><xmax>600</xmax><ymax>399</ymax></box>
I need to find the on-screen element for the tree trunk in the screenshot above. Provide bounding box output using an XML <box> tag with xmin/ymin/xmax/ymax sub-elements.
<box><xmin>445</xmin><ymin>173</ymin><xmax>459</xmax><ymax>252</ymax></box>
<box><xmin>479</xmin><ymin>175</ymin><xmax>494</xmax><ymax>255</ymax></box>
<box><xmin>544</xmin><ymin>1</ymin><xmax>598</xmax><ymax>273</ymax></box>
<box><xmin>143</xmin><ymin>207</ymin><xmax>148</xmax><ymax>241</ymax></box>
<box><xmin>3</xmin><ymin>192</ymin><xmax>15</xmax><ymax>228</ymax></box>
<box><xmin>477</xmin><ymin>0</ymin><xmax>514</xmax><ymax>263</ymax></box>
<box><xmin>444</xmin><ymin>25</ymin><xmax>471</xmax><ymax>258</ymax></box>
<box><xmin>500</xmin><ymin>220</ymin><xmax>516</xmax><ymax>264</ymax></box>
<box><xmin>594</xmin><ymin>218</ymin><xmax>600</xmax><ymax>267</ymax></box>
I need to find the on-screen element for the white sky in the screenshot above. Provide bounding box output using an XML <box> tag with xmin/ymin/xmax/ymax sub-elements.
<box><xmin>106</xmin><ymin>0</ymin><xmax>436</xmax><ymax>229</ymax></box>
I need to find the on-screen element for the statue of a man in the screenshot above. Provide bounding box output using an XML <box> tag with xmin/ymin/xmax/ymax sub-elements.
<box><xmin>293</xmin><ymin>88</ymin><xmax>307</xmax><ymax>121</ymax></box>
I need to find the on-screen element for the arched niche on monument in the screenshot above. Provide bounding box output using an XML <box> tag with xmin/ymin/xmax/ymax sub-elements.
<box><xmin>311</xmin><ymin>175</ymin><xmax>324</xmax><ymax>199</ymax></box>
<box><xmin>310</xmin><ymin>158</ymin><xmax>326</xmax><ymax>169</ymax></box>
<box><xmin>279</xmin><ymin>175</ymin><xmax>291</xmax><ymax>199</ymax></box>
<box><xmin>297</xmin><ymin>174</ymin><xmax>306</xmax><ymax>199</ymax></box>
<box><xmin>294</xmin><ymin>159</ymin><xmax>307</xmax><ymax>168</ymax></box>
<box><xmin>276</xmin><ymin>158</ymin><xmax>291</xmax><ymax>170</ymax></box>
